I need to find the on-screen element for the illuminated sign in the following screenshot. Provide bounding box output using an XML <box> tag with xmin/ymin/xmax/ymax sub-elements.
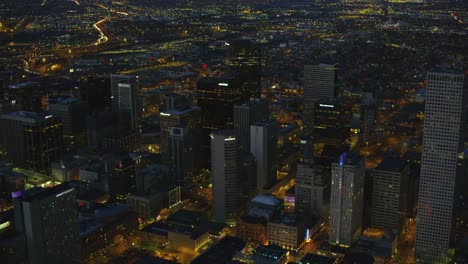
<box><xmin>225</xmin><ymin>137</ymin><xmax>236</xmax><ymax>141</ymax></box>
<box><xmin>300</xmin><ymin>140</ymin><xmax>307</xmax><ymax>144</ymax></box>
<box><xmin>118</xmin><ymin>83</ymin><xmax>131</xmax><ymax>88</ymax></box>
<box><xmin>319</xmin><ymin>104</ymin><xmax>335</xmax><ymax>108</ymax></box>
<box><xmin>56</xmin><ymin>188</ymin><xmax>74</xmax><ymax>198</ymax></box>
<box><xmin>160</xmin><ymin>112</ymin><xmax>171</xmax><ymax>117</ymax></box>
<box><xmin>45</xmin><ymin>115</ymin><xmax>53</xmax><ymax>119</ymax></box>
<box><xmin>218</xmin><ymin>83</ymin><xmax>229</xmax><ymax>87</ymax></box>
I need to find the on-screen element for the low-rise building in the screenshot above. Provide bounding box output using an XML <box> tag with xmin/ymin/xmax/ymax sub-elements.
<box><xmin>267</xmin><ymin>214</ymin><xmax>307</xmax><ymax>250</ymax></box>
<box><xmin>140</xmin><ymin>222</ymin><xmax>209</xmax><ymax>254</ymax></box>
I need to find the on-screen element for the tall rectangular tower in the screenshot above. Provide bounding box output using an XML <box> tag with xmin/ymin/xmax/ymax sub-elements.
<box><xmin>415</xmin><ymin>67</ymin><xmax>466</xmax><ymax>263</ymax></box>
<box><xmin>250</xmin><ymin>120</ymin><xmax>278</xmax><ymax>193</ymax></box>
<box><xmin>13</xmin><ymin>183</ymin><xmax>80</xmax><ymax>264</ymax></box>
<box><xmin>226</xmin><ymin>39</ymin><xmax>262</xmax><ymax>99</ymax></box>
<box><xmin>211</xmin><ymin>130</ymin><xmax>240</xmax><ymax>225</ymax></box>
<box><xmin>233</xmin><ymin>99</ymin><xmax>269</xmax><ymax>151</ymax></box>
<box><xmin>303</xmin><ymin>64</ymin><xmax>337</xmax><ymax>136</ymax></box>
<box><xmin>295</xmin><ymin>159</ymin><xmax>328</xmax><ymax>218</ymax></box>
<box><xmin>110</xmin><ymin>74</ymin><xmax>139</xmax><ymax>130</ymax></box>
<box><xmin>329</xmin><ymin>151</ymin><xmax>365</xmax><ymax>247</ymax></box>
<box><xmin>159</xmin><ymin>106</ymin><xmax>200</xmax><ymax>162</ymax></box>
<box><xmin>370</xmin><ymin>156</ymin><xmax>409</xmax><ymax>232</ymax></box>
<box><xmin>168</xmin><ymin>127</ymin><xmax>193</xmax><ymax>186</ymax></box>
<box><xmin>0</xmin><ymin>111</ymin><xmax>63</xmax><ymax>174</ymax></box>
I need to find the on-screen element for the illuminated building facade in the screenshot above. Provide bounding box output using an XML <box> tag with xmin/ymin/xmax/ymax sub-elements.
<box><xmin>329</xmin><ymin>151</ymin><xmax>365</xmax><ymax>247</ymax></box>
<box><xmin>0</xmin><ymin>111</ymin><xmax>63</xmax><ymax>174</ymax></box>
<box><xmin>211</xmin><ymin>130</ymin><xmax>240</xmax><ymax>224</ymax></box>
<box><xmin>110</xmin><ymin>74</ymin><xmax>139</xmax><ymax>130</ymax></box>
<box><xmin>415</xmin><ymin>67</ymin><xmax>466</xmax><ymax>263</ymax></box>
<box><xmin>370</xmin><ymin>156</ymin><xmax>409</xmax><ymax>232</ymax></box>
<box><xmin>303</xmin><ymin>64</ymin><xmax>338</xmax><ymax>136</ymax></box>
<box><xmin>197</xmin><ymin>77</ymin><xmax>243</xmax><ymax>131</ymax></box>
<box><xmin>267</xmin><ymin>214</ymin><xmax>307</xmax><ymax>250</ymax></box>
<box><xmin>314</xmin><ymin>100</ymin><xmax>348</xmax><ymax>147</ymax></box>
<box><xmin>159</xmin><ymin>106</ymin><xmax>200</xmax><ymax>166</ymax></box>
<box><xmin>13</xmin><ymin>183</ymin><xmax>80</xmax><ymax>264</ymax></box>
<box><xmin>226</xmin><ymin>39</ymin><xmax>262</xmax><ymax>99</ymax></box>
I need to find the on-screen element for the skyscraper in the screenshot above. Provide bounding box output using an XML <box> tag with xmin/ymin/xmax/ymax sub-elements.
<box><xmin>84</xmin><ymin>76</ymin><xmax>112</xmax><ymax>114</ymax></box>
<box><xmin>159</xmin><ymin>106</ymin><xmax>200</xmax><ymax>163</ymax></box>
<box><xmin>360</xmin><ymin>92</ymin><xmax>377</xmax><ymax>146</ymax></box>
<box><xmin>329</xmin><ymin>151</ymin><xmax>365</xmax><ymax>247</ymax></box>
<box><xmin>226</xmin><ymin>39</ymin><xmax>262</xmax><ymax>99</ymax></box>
<box><xmin>168</xmin><ymin>127</ymin><xmax>193</xmax><ymax>185</ymax></box>
<box><xmin>0</xmin><ymin>111</ymin><xmax>63</xmax><ymax>174</ymax></box>
<box><xmin>13</xmin><ymin>183</ymin><xmax>80</xmax><ymax>264</ymax></box>
<box><xmin>303</xmin><ymin>64</ymin><xmax>337</xmax><ymax>136</ymax></box>
<box><xmin>370</xmin><ymin>156</ymin><xmax>409</xmax><ymax>232</ymax></box>
<box><xmin>313</xmin><ymin>100</ymin><xmax>348</xmax><ymax>147</ymax></box>
<box><xmin>48</xmin><ymin>97</ymin><xmax>88</xmax><ymax>148</ymax></box>
<box><xmin>211</xmin><ymin>130</ymin><xmax>240</xmax><ymax>225</ymax></box>
<box><xmin>197</xmin><ymin>77</ymin><xmax>243</xmax><ymax>131</ymax></box>
<box><xmin>295</xmin><ymin>142</ymin><xmax>328</xmax><ymax>218</ymax></box>
<box><xmin>415</xmin><ymin>67</ymin><xmax>466</xmax><ymax>263</ymax></box>
<box><xmin>250</xmin><ymin>120</ymin><xmax>278</xmax><ymax>193</ymax></box>
<box><xmin>233</xmin><ymin>99</ymin><xmax>269</xmax><ymax>151</ymax></box>
<box><xmin>197</xmin><ymin>77</ymin><xmax>243</xmax><ymax>167</ymax></box>
<box><xmin>110</xmin><ymin>74</ymin><xmax>139</xmax><ymax>130</ymax></box>
<box><xmin>7</xmin><ymin>82</ymin><xmax>42</xmax><ymax>112</ymax></box>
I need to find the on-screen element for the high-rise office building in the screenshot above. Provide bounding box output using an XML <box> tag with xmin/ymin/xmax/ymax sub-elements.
<box><xmin>84</xmin><ymin>76</ymin><xmax>112</xmax><ymax>114</ymax></box>
<box><xmin>250</xmin><ymin>120</ymin><xmax>278</xmax><ymax>193</ymax></box>
<box><xmin>0</xmin><ymin>111</ymin><xmax>63</xmax><ymax>174</ymax></box>
<box><xmin>233</xmin><ymin>99</ymin><xmax>269</xmax><ymax>151</ymax></box>
<box><xmin>197</xmin><ymin>77</ymin><xmax>243</xmax><ymax>167</ymax></box>
<box><xmin>303</xmin><ymin>64</ymin><xmax>337</xmax><ymax>136</ymax></box>
<box><xmin>104</xmin><ymin>153</ymin><xmax>136</xmax><ymax>199</ymax></box>
<box><xmin>415</xmin><ymin>67</ymin><xmax>466</xmax><ymax>263</ymax></box>
<box><xmin>13</xmin><ymin>183</ymin><xmax>80</xmax><ymax>264</ymax></box>
<box><xmin>226</xmin><ymin>39</ymin><xmax>262</xmax><ymax>99</ymax></box>
<box><xmin>329</xmin><ymin>151</ymin><xmax>365</xmax><ymax>247</ymax></box>
<box><xmin>370</xmin><ymin>156</ymin><xmax>409</xmax><ymax>232</ymax></box>
<box><xmin>7</xmin><ymin>82</ymin><xmax>42</xmax><ymax>112</ymax></box>
<box><xmin>211</xmin><ymin>130</ymin><xmax>240</xmax><ymax>225</ymax></box>
<box><xmin>314</xmin><ymin>100</ymin><xmax>348</xmax><ymax>147</ymax></box>
<box><xmin>295</xmin><ymin>143</ymin><xmax>328</xmax><ymax>218</ymax></box>
<box><xmin>168</xmin><ymin>127</ymin><xmax>193</xmax><ymax>185</ymax></box>
<box><xmin>159</xmin><ymin>106</ymin><xmax>200</xmax><ymax>163</ymax></box>
<box><xmin>48</xmin><ymin>97</ymin><xmax>88</xmax><ymax>147</ymax></box>
<box><xmin>110</xmin><ymin>74</ymin><xmax>139</xmax><ymax>130</ymax></box>
<box><xmin>197</xmin><ymin>77</ymin><xmax>243</xmax><ymax>131</ymax></box>
<box><xmin>360</xmin><ymin>92</ymin><xmax>377</xmax><ymax>146</ymax></box>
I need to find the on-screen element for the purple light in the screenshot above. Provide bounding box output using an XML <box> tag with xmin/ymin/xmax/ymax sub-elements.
<box><xmin>284</xmin><ymin>196</ymin><xmax>295</xmax><ymax>203</ymax></box>
<box><xmin>11</xmin><ymin>191</ymin><xmax>23</xmax><ymax>198</ymax></box>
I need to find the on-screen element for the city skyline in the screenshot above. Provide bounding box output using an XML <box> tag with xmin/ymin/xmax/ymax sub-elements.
<box><xmin>0</xmin><ymin>0</ymin><xmax>467</xmax><ymax>263</ymax></box>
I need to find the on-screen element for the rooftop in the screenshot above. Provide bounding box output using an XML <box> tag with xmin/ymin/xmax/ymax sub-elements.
<box><xmin>20</xmin><ymin>182</ymin><xmax>74</xmax><ymax>202</ymax></box>
<box><xmin>191</xmin><ymin>236</ymin><xmax>246</xmax><ymax>264</ymax></box>
<box><xmin>251</xmin><ymin>194</ymin><xmax>283</xmax><ymax>207</ymax></box>
<box><xmin>1</xmin><ymin>111</ymin><xmax>56</xmax><ymax>124</ymax></box>
<box><xmin>430</xmin><ymin>66</ymin><xmax>464</xmax><ymax>75</ymax></box>
<box><xmin>160</xmin><ymin>106</ymin><xmax>200</xmax><ymax>116</ymax></box>
<box><xmin>375</xmin><ymin>157</ymin><xmax>407</xmax><ymax>172</ymax></box>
